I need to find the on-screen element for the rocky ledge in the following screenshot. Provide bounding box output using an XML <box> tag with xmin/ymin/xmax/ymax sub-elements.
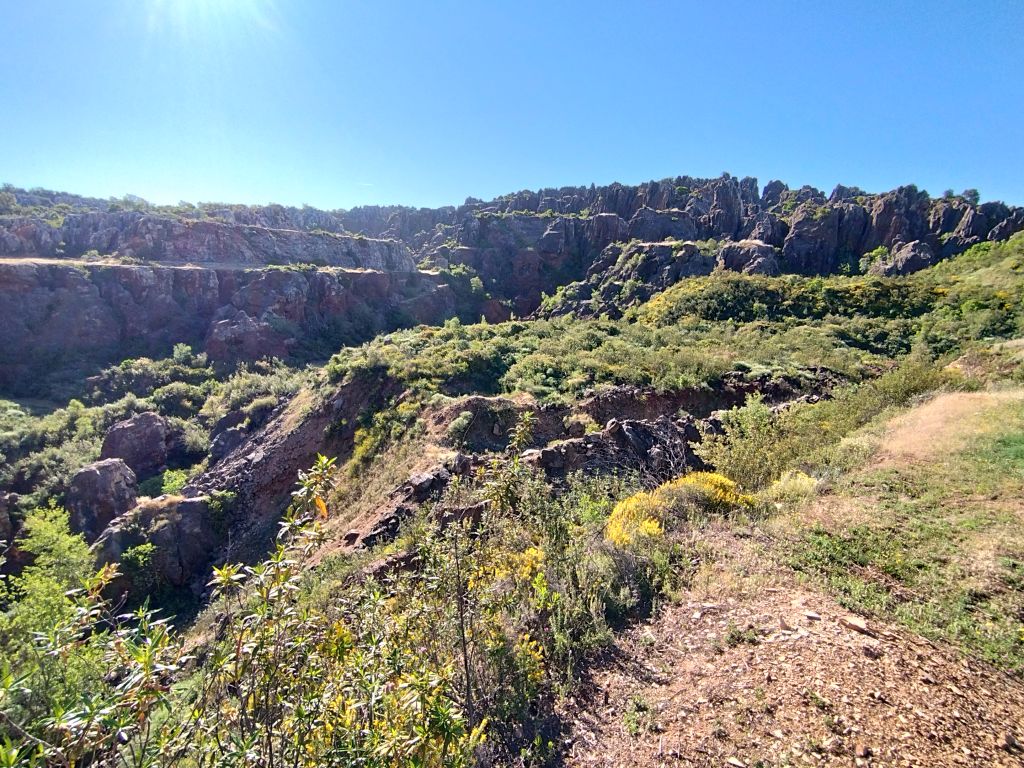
<box><xmin>0</xmin><ymin>211</ymin><xmax>415</xmax><ymax>270</ymax></box>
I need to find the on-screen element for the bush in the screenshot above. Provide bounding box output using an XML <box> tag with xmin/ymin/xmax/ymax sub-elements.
<box><xmin>0</xmin><ymin>457</ymin><xmax>484</xmax><ymax>768</ymax></box>
<box><xmin>605</xmin><ymin>471</ymin><xmax>755</xmax><ymax>545</ymax></box>
<box><xmin>699</xmin><ymin>357</ymin><xmax>951</xmax><ymax>488</ymax></box>
<box><xmin>151</xmin><ymin>381</ymin><xmax>207</xmax><ymax>417</ymax></box>
<box><xmin>446</xmin><ymin>410</ymin><xmax>474</xmax><ymax>445</ymax></box>
<box><xmin>696</xmin><ymin>395</ymin><xmax>783</xmax><ymax>490</ymax></box>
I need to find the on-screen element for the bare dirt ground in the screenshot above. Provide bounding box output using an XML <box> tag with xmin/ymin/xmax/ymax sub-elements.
<box><xmin>562</xmin><ymin>567</ymin><xmax>1024</xmax><ymax>767</ymax></box>
<box><xmin>562</xmin><ymin>391</ymin><xmax>1024</xmax><ymax>767</ymax></box>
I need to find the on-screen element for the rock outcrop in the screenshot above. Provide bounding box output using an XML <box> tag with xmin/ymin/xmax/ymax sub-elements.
<box><xmin>95</xmin><ymin>495</ymin><xmax>218</xmax><ymax>591</ymax></box>
<box><xmin>869</xmin><ymin>240</ymin><xmax>937</xmax><ymax>276</ymax></box>
<box><xmin>209</xmin><ymin>426</ymin><xmax>249</xmax><ymax>463</ymax></box>
<box><xmin>0</xmin><ymin>261</ymin><xmax>460</xmax><ymax>391</ymax></box>
<box><xmin>66</xmin><ymin>458</ymin><xmax>138</xmax><ymax>541</ymax></box>
<box><xmin>0</xmin><ymin>212</ymin><xmax>415</xmax><ymax>270</ymax></box>
<box><xmin>522</xmin><ymin>415</ymin><xmax>706</xmax><ymax>479</ymax></box>
<box><xmin>781</xmin><ymin>204</ymin><xmax>842</xmax><ymax>274</ymax></box>
<box><xmin>403</xmin><ymin>176</ymin><xmax>1023</xmax><ymax>315</ymax></box>
<box><xmin>100</xmin><ymin>412</ymin><xmax>172</xmax><ymax>478</ymax></box>
<box><xmin>3</xmin><ymin>176</ymin><xmax>1022</xmax><ymax>392</ymax></box>
<box><xmin>538</xmin><ymin>240</ymin><xmax>716</xmax><ymax>317</ymax></box>
<box><xmin>718</xmin><ymin>239</ymin><xmax>780</xmax><ymax>275</ymax></box>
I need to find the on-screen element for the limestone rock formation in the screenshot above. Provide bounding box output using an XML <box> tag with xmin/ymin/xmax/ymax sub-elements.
<box><xmin>66</xmin><ymin>458</ymin><xmax>138</xmax><ymax>541</ymax></box>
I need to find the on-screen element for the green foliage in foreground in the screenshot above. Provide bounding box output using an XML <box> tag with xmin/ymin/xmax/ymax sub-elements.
<box><xmin>0</xmin><ymin>415</ymin><xmax>760</xmax><ymax>766</ymax></box>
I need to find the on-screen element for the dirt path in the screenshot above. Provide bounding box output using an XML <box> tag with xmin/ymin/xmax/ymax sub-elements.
<box><xmin>562</xmin><ymin>577</ymin><xmax>1024</xmax><ymax>767</ymax></box>
<box><xmin>562</xmin><ymin>390</ymin><xmax>1024</xmax><ymax>766</ymax></box>
<box><xmin>874</xmin><ymin>389</ymin><xmax>1024</xmax><ymax>466</ymax></box>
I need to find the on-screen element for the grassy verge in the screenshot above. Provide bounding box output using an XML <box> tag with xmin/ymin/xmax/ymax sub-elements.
<box><xmin>784</xmin><ymin>393</ymin><xmax>1024</xmax><ymax>674</ymax></box>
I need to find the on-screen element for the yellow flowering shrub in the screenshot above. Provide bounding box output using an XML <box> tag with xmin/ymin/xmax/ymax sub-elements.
<box><xmin>762</xmin><ymin>470</ymin><xmax>819</xmax><ymax>502</ymax></box>
<box><xmin>605</xmin><ymin>471</ymin><xmax>754</xmax><ymax>545</ymax></box>
<box><xmin>604</xmin><ymin>491</ymin><xmax>664</xmax><ymax>546</ymax></box>
<box><xmin>514</xmin><ymin>545</ymin><xmax>545</xmax><ymax>581</ymax></box>
<box><xmin>663</xmin><ymin>471</ymin><xmax>756</xmax><ymax>513</ymax></box>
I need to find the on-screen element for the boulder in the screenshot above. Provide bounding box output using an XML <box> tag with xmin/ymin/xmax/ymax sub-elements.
<box><xmin>952</xmin><ymin>207</ymin><xmax>989</xmax><ymax>241</ymax></box>
<box><xmin>95</xmin><ymin>495</ymin><xmax>218</xmax><ymax>591</ymax></box>
<box><xmin>988</xmin><ymin>208</ymin><xmax>1024</xmax><ymax>241</ymax></box>
<box><xmin>405</xmin><ymin>468</ymin><xmax>451</xmax><ymax>503</ymax></box>
<box><xmin>100</xmin><ymin>411</ymin><xmax>170</xmax><ymax>478</ymax></box>
<box><xmin>869</xmin><ymin>239</ymin><xmax>937</xmax><ymax>276</ymax></box>
<box><xmin>928</xmin><ymin>199</ymin><xmax>968</xmax><ymax>235</ymax></box>
<box><xmin>67</xmin><ymin>458</ymin><xmax>138</xmax><ymax>541</ymax></box>
<box><xmin>718</xmin><ymin>240</ymin><xmax>780</xmax><ymax>275</ymax></box>
<box><xmin>209</xmin><ymin>426</ymin><xmax>248</xmax><ymax>463</ymax></box>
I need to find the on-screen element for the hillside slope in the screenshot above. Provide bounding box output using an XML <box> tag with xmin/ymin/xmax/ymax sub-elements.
<box><xmin>562</xmin><ymin>389</ymin><xmax>1024</xmax><ymax>766</ymax></box>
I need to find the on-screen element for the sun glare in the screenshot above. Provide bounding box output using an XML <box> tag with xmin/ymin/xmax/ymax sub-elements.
<box><xmin>145</xmin><ymin>0</ymin><xmax>281</xmax><ymax>42</ymax></box>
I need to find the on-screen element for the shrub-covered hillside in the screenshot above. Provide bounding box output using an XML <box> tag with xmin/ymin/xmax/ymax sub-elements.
<box><xmin>1</xmin><ymin>233</ymin><xmax>1023</xmax><ymax>766</ymax></box>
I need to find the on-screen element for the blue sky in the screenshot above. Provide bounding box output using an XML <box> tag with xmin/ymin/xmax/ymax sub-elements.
<box><xmin>2</xmin><ymin>1</ymin><xmax>1022</xmax><ymax>209</ymax></box>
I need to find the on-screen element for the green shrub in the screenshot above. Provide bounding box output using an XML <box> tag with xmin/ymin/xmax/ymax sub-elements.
<box><xmin>699</xmin><ymin>357</ymin><xmax>951</xmax><ymax>488</ymax></box>
<box><xmin>446</xmin><ymin>410</ymin><xmax>474</xmax><ymax>445</ymax></box>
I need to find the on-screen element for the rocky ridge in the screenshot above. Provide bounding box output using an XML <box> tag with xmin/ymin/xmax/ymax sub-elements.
<box><xmin>76</xmin><ymin>367</ymin><xmax>836</xmax><ymax>594</ymax></box>
<box><xmin>2</xmin><ymin>175</ymin><xmax>1021</xmax><ymax>391</ymax></box>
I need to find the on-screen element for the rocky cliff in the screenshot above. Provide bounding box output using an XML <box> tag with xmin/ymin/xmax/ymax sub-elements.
<box><xmin>3</xmin><ymin>175</ymin><xmax>1021</xmax><ymax>391</ymax></box>
<box><xmin>0</xmin><ymin>211</ymin><xmax>414</xmax><ymax>269</ymax></box>
<box><xmin>0</xmin><ymin>261</ymin><xmax>456</xmax><ymax>394</ymax></box>
<box><xmin>338</xmin><ymin>175</ymin><xmax>1024</xmax><ymax>313</ymax></box>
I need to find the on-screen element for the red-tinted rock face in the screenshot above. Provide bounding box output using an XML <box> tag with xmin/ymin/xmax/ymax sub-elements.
<box><xmin>3</xmin><ymin>176</ymin><xmax>1023</xmax><ymax>393</ymax></box>
<box><xmin>0</xmin><ymin>262</ymin><xmax>463</xmax><ymax>392</ymax></box>
<box><xmin>66</xmin><ymin>458</ymin><xmax>138</xmax><ymax>542</ymax></box>
<box><xmin>100</xmin><ymin>412</ymin><xmax>172</xmax><ymax>478</ymax></box>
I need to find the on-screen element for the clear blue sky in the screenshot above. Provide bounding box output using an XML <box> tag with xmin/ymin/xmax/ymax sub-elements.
<box><xmin>2</xmin><ymin>1</ymin><xmax>1022</xmax><ymax>209</ymax></box>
